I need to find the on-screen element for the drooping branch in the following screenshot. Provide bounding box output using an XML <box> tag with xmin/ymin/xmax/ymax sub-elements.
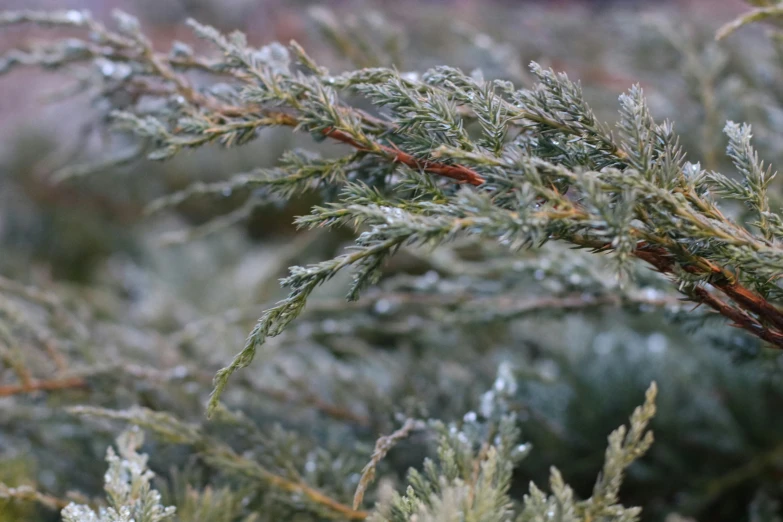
<box><xmin>6</xmin><ymin>9</ymin><xmax>783</xmax><ymax>389</ymax></box>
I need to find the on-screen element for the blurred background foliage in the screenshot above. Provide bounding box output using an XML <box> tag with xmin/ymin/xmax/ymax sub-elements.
<box><xmin>5</xmin><ymin>0</ymin><xmax>783</xmax><ymax>521</ymax></box>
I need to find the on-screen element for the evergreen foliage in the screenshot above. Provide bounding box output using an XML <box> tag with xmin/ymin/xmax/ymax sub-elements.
<box><xmin>3</xmin><ymin>2</ymin><xmax>783</xmax><ymax>522</ymax></box>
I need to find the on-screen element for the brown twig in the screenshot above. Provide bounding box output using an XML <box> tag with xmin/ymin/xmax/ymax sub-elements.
<box><xmin>566</xmin><ymin>234</ymin><xmax>783</xmax><ymax>348</ymax></box>
<box><xmin>635</xmin><ymin>244</ymin><xmax>783</xmax><ymax>328</ymax></box>
<box><xmin>133</xmin><ymin>73</ymin><xmax>487</xmax><ymax>186</ymax></box>
<box><xmin>210</xmin><ymin>443</ymin><xmax>370</xmax><ymax>520</ymax></box>
<box><xmin>323</xmin><ymin>127</ymin><xmax>485</xmax><ymax>185</ymax></box>
<box><xmin>633</xmin><ymin>243</ymin><xmax>783</xmax><ymax>348</ymax></box>
<box><xmin>0</xmin><ymin>376</ymin><xmax>88</xmax><ymax>397</ymax></box>
<box><xmin>689</xmin><ymin>286</ymin><xmax>783</xmax><ymax>346</ymax></box>
<box><xmin>270</xmin><ymin>476</ymin><xmax>369</xmax><ymax>520</ymax></box>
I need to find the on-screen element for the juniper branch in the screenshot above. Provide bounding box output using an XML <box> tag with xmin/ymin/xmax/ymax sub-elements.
<box><xmin>5</xmin><ymin>9</ymin><xmax>783</xmax><ymax>408</ymax></box>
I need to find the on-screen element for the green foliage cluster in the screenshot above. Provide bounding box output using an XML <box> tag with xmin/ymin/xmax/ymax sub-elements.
<box><xmin>4</xmin><ymin>2</ymin><xmax>783</xmax><ymax>522</ymax></box>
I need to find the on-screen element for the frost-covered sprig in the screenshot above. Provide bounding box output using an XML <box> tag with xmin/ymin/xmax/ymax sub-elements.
<box><xmin>61</xmin><ymin>428</ymin><xmax>176</xmax><ymax>522</ymax></box>
<box><xmin>70</xmin><ymin>405</ymin><xmax>370</xmax><ymax>520</ymax></box>
<box><xmin>371</xmin><ymin>374</ymin><xmax>525</xmax><ymax>522</ymax></box>
<box><xmin>707</xmin><ymin>122</ymin><xmax>777</xmax><ymax>241</ymax></box>
<box><xmin>516</xmin><ymin>383</ymin><xmax>657</xmax><ymax>522</ymax></box>
<box><xmin>371</xmin><ymin>371</ymin><xmax>657</xmax><ymax>522</ymax></box>
<box><xmin>51</xmin><ymin>366</ymin><xmax>658</xmax><ymax>522</ymax></box>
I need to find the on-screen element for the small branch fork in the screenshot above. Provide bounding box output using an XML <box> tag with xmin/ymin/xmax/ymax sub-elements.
<box><xmin>633</xmin><ymin>243</ymin><xmax>783</xmax><ymax>348</ymax></box>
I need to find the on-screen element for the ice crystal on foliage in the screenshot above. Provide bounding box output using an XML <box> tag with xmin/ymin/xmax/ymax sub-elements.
<box><xmin>61</xmin><ymin>428</ymin><xmax>175</xmax><ymax>522</ymax></box>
